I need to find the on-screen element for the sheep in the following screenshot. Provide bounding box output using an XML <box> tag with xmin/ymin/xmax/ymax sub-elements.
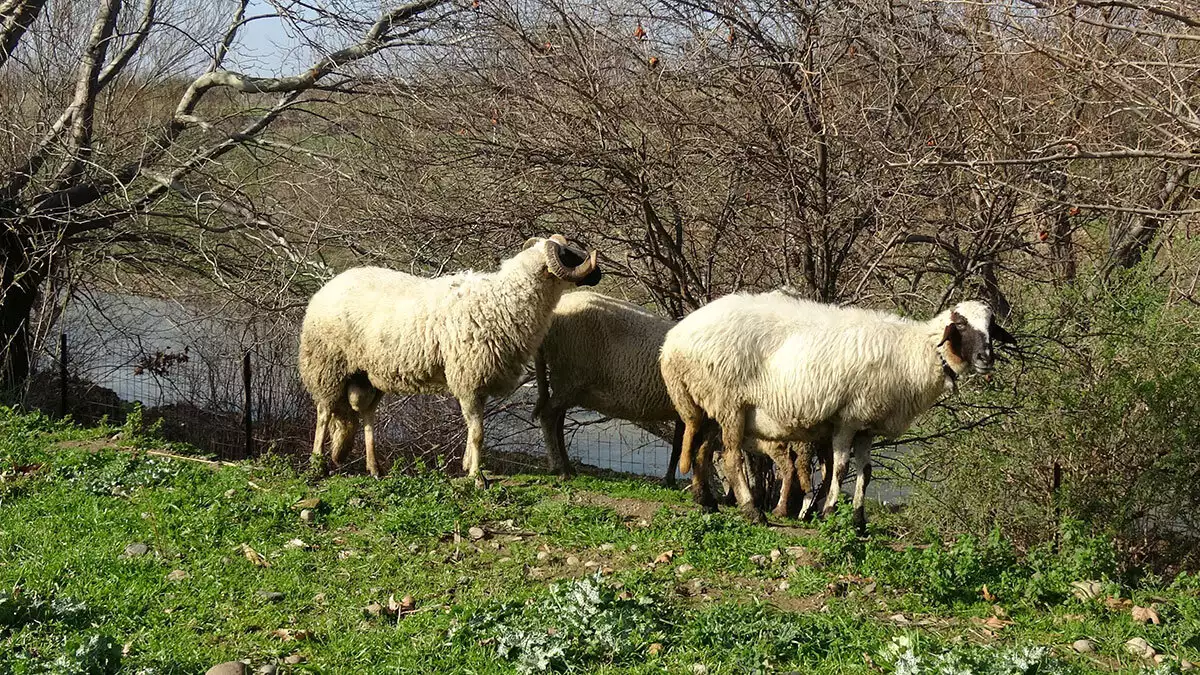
<box><xmin>299</xmin><ymin>235</ymin><xmax>601</xmax><ymax>484</ymax></box>
<box><xmin>533</xmin><ymin>290</ymin><xmax>830</xmax><ymax>518</ymax></box>
<box><xmin>660</xmin><ymin>295</ymin><xmax>1015</xmax><ymax>530</ymax></box>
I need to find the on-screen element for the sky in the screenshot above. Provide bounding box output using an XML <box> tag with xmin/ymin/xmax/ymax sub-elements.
<box><xmin>225</xmin><ymin>0</ymin><xmax>316</xmax><ymax>75</ymax></box>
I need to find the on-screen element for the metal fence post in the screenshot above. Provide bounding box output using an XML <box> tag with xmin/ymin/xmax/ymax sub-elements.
<box><xmin>243</xmin><ymin>352</ymin><xmax>253</xmax><ymax>459</ymax></box>
<box><xmin>58</xmin><ymin>332</ymin><xmax>67</xmax><ymax>417</ymax></box>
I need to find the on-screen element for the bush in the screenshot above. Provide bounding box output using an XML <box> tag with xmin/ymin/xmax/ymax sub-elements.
<box><xmin>902</xmin><ymin>261</ymin><xmax>1200</xmax><ymax>572</ymax></box>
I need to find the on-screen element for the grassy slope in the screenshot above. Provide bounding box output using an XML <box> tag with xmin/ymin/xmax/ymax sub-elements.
<box><xmin>0</xmin><ymin>410</ymin><xmax>1197</xmax><ymax>674</ymax></box>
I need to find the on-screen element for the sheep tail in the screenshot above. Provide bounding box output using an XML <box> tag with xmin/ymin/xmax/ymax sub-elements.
<box><xmin>532</xmin><ymin>347</ymin><xmax>550</xmax><ymax>419</ymax></box>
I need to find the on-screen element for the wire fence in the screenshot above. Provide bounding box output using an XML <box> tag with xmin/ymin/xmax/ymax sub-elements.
<box><xmin>21</xmin><ymin>318</ymin><xmax>676</xmax><ymax>480</ymax></box>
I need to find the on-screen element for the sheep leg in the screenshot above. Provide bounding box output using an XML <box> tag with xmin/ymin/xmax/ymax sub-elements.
<box><xmin>664</xmin><ymin>420</ymin><xmax>684</xmax><ymax>489</ymax></box>
<box><xmin>460</xmin><ymin>394</ymin><xmax>489</xmax><ymax>489</ymax></box>
<box><xmin>767</xmin><ymin>442</ymin><xmax>795</xmax><ymax>519</ymax></box>
<box><xmin>788</xmin><ymin>442</ymin><xmax>813</xmax><ymax>519</ymax></box>
<box><xmin>362</xmin><ymin>408</ymin><xmax>379</xmax><ymax>478</ymax></box>
<box><xmin>820</xmin><ymin>427</ymin><xmax>857</xmax><ymax>519</ymax></box>
<box><xmin>720</xmin><ymin>410</ymin><xmax>763</xmax><ymax>524</ymax></box>
<box><xmin>851</xmin><ymin>432</ymin><xmax>873</xmax><ymax>534</ymax></box>
<box><xmin>808</xmin><ymin>438</ymin><xmax>835</xmax><ymax>520</ymax></box>
<box><xmin>311</xmin><ymin>404</ymin><xmax>330</xmax><ymax>473</ymax></box>
<box><xmin>539</xmin><ymin>401</ymin><xmax>572</xmax><ymax>479</ymax></box>
<box><xmin>553</xmin><ymin>408</ymin><xmax>573</xmax><ymax>479</ymax></box>
<box><xmin>329</xmin><ymin>414</ymin><xmax>358</xmax><ymax>468</ymax></box>
<box><xmin>690</xmin><ymin>422</ymin><xmax>719</xmax><ymax>512</ymax></box>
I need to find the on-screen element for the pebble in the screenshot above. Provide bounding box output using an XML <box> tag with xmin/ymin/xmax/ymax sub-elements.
<box><xmin>676</xmin><ymin>564</ymin><xmax>695</xmax><ymax>575</ymax></box>
<box><xmin>123</xmin><ymin>542</ymin><xmax>149</xmax><ymax>558</ymax></box>
<box><xmin>599</xmin><ymin>543</ymin><xmax>615</xmax><ymax>551</ymax></box>
<box><xmin>769</xmin><ymin>549</ymin><xmax>782</xmax><ymax>562</ymax></box>
<box><xmin>224</xmin><ymin>489</ymin><xmax>237</xmax><ymax>499</ymax></box>
<box><xmin>629</xmin><ymin>544</ymin><xmax>639</xmax><ymax>552</ymax></box>
<box><xmin>778</xmin><ymin>580</ymin><xmax>790</xmax><ymax>591</ymax></box>
<box><xmin>1182</xmin><ymin>660</ymin><xmax>1195</xmax><ymax>671</ymax></box>
<box><xmin>1072</xmin><ymin>639</ymin><xmax>1096</xmax><ymax>654</ymax></box>
<box><xmin>1126</xmin><ymin>637</ymin><xmax>1156</xmax><ymax>659</ymax></box>
<box><xmin>255</xmin><ymin>665</ymin><xmax>277</xmax><ymax>675</ymax></box>
<box><xmin>536</xmin><ymin>551</ymin><xmax>550</xmax><ymax>561</ymax></box>
<box><xmin>205</xmin><ymin>663</ymin><xmax>247</xmax><ymax>675</ymax></box>
<box><xmin>468</xmin><ymin>527</ymin><xmax>487</xmax><ymax>541</ymax></box>
<box><xmin>166</xmin><ymin>569</ymin><xmax>189</xmax><ymax>582</ymax></box>
<box><xmin>692</xmin><ymin>664</ymin><xmax>708</xmax><ymax>675</ymax></box>
<box><xmin>749</xmin><ymin>554</ymin><xmax>767</xmax><ymax>566</ymax></box>
<box><xmin>565</xmin><ymin>555</ymin><xmax>581</xmax><ymax>566</ymax></box>
<box><xmin>299</xmin><ymin>509</ymin><xmax>314</xmax><ymax>523</ymax></box>
<box><xmin>256</xmin><ymin>591</ymin><xmax>284</xmax><ymax>603</ymax></box>
<box><xmin>284</xmin><ymin>654</ymin><xmax>305</xmax><ymax>665</ymax></box>
<box><xmin>584</xmin><ymin>560</ymin><xmax>600</xmax><ymax>569</ymax></box>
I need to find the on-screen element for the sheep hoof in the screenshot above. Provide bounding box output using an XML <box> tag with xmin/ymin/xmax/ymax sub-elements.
<box><xmin>663</xmin><ymin>477</ymin><xmax>677</xmax><ymax>490</ymax></box>
<box><xmin>739</xmin><ymin>503</ymin><xmax>766</xmax><ymax>524</ymax></box>
<box><xmin>694</xmin><ymin>492</ymin><xmax>719</xmax><ymax>512</ymax></box>
<box><xmin>772</xmin><ymin>506</ymin><xmax>790</xmax><ymax>520</ymax></box>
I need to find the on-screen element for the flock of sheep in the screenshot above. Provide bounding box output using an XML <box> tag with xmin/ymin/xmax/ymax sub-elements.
<box><xmin>298</xmin><ymin>234</ymin><xmax>1015</xmax><ymax>531</ymax></box>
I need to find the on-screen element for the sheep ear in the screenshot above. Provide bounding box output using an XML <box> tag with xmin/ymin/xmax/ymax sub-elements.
<box><xmin>989</xmin><ymin>318</ymin><xmax>1017</xmax><ymax>346</ymax></box>
<box><xmin>523</xmin><ymin>237</ymin><xmax>541</xmax><ymax>250</ymax></box>
<box><xmin>938</xmin><ymin>322</ymin><xmax>963</xmax><ymax>358</ymax></box>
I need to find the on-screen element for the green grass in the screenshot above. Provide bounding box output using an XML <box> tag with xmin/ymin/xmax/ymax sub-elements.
<box><xmin>0</xmin><ymin>409</ymin><xmax>1196</xmax><ymax>674</ymax></box>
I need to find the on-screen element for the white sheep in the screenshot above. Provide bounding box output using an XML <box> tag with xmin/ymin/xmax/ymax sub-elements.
<box><xmin>299</xmin><ymin>235</ymin><xmax>601</xmax><ymax>483</ymax></box>
<box><xmin>660</xmin><ymin>294</ymin><xmax>1015</xmax><ymax>529</ymax></box>
<box><xmin>534</xmin><ymin>290</ymin><xmax>829</xmax><ymax>517</ymax></box>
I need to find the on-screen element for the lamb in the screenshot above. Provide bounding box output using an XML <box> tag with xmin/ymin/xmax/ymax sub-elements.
<box><xmin>534</xmin><ymin>290</ymin><xmax>829</xmax><ymax>517</ymax></box>
<box><xmin>660</xmin><ymin>294</ymin><xmax>1015</xmax><ymax>529</ymax></box>
<box><xmin>299</xmin><ymin>235</ymin><xmax>601</xmax><ymax>484</ymax></box>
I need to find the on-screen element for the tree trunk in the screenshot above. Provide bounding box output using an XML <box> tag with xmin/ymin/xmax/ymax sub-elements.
<box><xmin>0</xmin><ymin>227</ymin><xmax>46</xmax><ymax>397</ymax></box>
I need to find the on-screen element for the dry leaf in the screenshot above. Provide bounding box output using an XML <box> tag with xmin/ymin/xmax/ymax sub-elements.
<box><xmin>1105</xmin><ymin>596</ymin><xmax>1133</xmax><ymax>611</ymax></box>
<box><xmin>971</xmin><ymin>616</ymin><xmax>1013</xmax><ymax>630</ymax></box>
<box><xmin>981</xmin><ymin>585</ymin><xmax>996</xmax><ymax>602</ymax></box>
<box><xmin>1132</xmin><ymin>605</ymin><xmax>1161</xmax><ymax>625</ymax></box>
<box><xmin>240</xmin><ymin>543</ymin><xmax>271</xmax><ymax>567</ymax></box>
<box><xmin>648</xmin><ymin>642</ymin><xmax>664</xmax><ymax>656</ymax></box>
<box><xmin>654</xmin><ymin>550</ymin><xmax>675</xmax><ymax>564</ymax></box>
<box><xmin>272</xmin><ymin>628</ymin><xmax>311</xmax><ymax>641</ymax></box>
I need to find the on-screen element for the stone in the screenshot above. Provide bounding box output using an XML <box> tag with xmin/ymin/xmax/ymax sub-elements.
<box><xmin>256</xmin><ymin>591</ymin><xmax>284</xmax><ymax>603</ymax></box>
<box><xmin>676</xmin><ymin>564</ymin><xmax>695</xmax><ymax>574</ymax></box>
<box><xmin>255</xmin><ymin>665</ymin><xmax>278</xmax><ymax>675</ymax></box>
<box><xmin>536</xmin><ymin>551</ymin><xmax>550</xmax><ymax>561</ymax></box>
<box><xmin>1072</xmin><ymin>639</ymin><xmax>1096</xmax><ymax>654</ymax></box>
<box><xmin>205</xmin><ymin>663</ymin><xmax>247</xmax><ymax>675</ymax></box>
<box><xmin>283</xmin><ymin>654</ymin><xmax>305</xmax><ymax>665</ymax></box>
<box><xmin>749</xmin><ymin>554</ymin><xmax>767</xmax><ymax>566</ymax></box>
<box><xmin>1125</xmin><ymin>637</ymin><xmax>1156</xmax><ymax>659</ymax></box>
<box><xmin>769</xmin><ymin>548</ymin><xmax>782</xmax><ymax>562</ymax></box>
<box><xmin>565</xmin><ymin>555</ymin><xmax>581</xmax><ymax>566</ymax></box>
<box><xmin>778</xmin><ymin>580</ymin><xmax>790</xmax><ymax>591</ymax></box>
<box><xmin>628</xmin><ymin>544</ymin><xmax>638</xmax><ymax>552</ymax></box>
<box><xmin>1181</xmin><ymin>660</ymin><xmax>1194</xmax><ymax>671</ymax></box>
<box><xmin>600</xmin><ymin>543</ymin><xmax>615</xmax><ymax>551</ymax></box>
<box><xmin>468</xmin><ymin>527</ymin><xmax>487</xmax><ymax>541</ymax></box>
<box><xmin>166</xmin><ymin>569</ymin><xmax>189</xmax><ymax>582</ymax></box>
<box><xmin>224</xmin><ymin>489</ymin><xmax>237</xmax><ymax>499</ymax></box>
<box><xmin>123</xmin><ymin>542</ymin><xmax>149</xmax><ymax>558</ymax></box>
<box><xmin>692</xmin><ymin>664</ymin><xmax>708</xmax><ymax>675</ymax></box>
<box><xmin>584</xmin><ymin>560</ymin><xmax>600</xmax><ymax>569</ymax></box>
<box><xmin>364</xmin><ymin>603</ymin><xmax>384</xmax><ymax>617</ymax></box>
<box><xmin>299</xmin><ymin>509</ymin><xmax>314</xmax><ymax>523</ymax></box>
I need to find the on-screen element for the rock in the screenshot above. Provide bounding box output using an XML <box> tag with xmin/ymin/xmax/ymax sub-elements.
<box><xmin>400</xmin><ymin>595</ymin><xmax>415</xmax><ymax>612</ymax></box>
<box><xmin>468</xmin><ymin>526</ymin><xmax>487</xmax><ymax>541</ymax></box>
<box><xmin>224</xmin><ymin>489</ymin><xmax>237</xmax><ymax>499</ymax></box>
<box><xmin>648</xmin><ymin>642</ymin><xmax>663</xmax><ymax>656</ymax></box>
<box><xmin>1072</xmin><ymin>639</ymin><xmax>1096</xmax><ymax>654</ymax></box>
<box><xmin>565</xmin><ymin>555</ymin><xmax>581</xmax><ymax>566</ymax></box>
<box><xmin>536</xmin><ymin>551</ymin><xmax>550</xmax><ymax>561</ymax></box>
<box><xmin>299</xmin><ymin>509</ymin><xmax>314</xmax><ymax>523</ymax></box>
<box><xmin>769</xmin><ymin>548</ymin><xmax>781</xmax><ymax>562</ymax></box>
<box><xmin>749</xmin><ymin>554</ymin><xmax>767</xmax><ymax>566</ymax></box>
<box><xmin>584</xmin><ymin>560</ymin><xmax>600</xmax><ymax>569</ymax></box>
<box><xmin>166</xmin><ymin>569</ymin><xmax>189</xmax><ymax>582</ymax></box>
<box><xmin>123</xmin><ymin>542</ymin><xmax>149</xmax><ymax>558</ymax></box>
<box><xmin>677</xmin><ymin>564</ymin><xmax>695</xmax><ymax>575</ymax></box>
<box><xmin>255</xmin><ymin>665</ymin><xmax>278</xmax><ymax>675</ymax></box>
<box><xmin>628</xmin><ymin>544</ymin><xmax>638</xmax><ymax>552</ymax></box>
<box><xmin>256</xmin><ymin>591</ymin><xmax>284</xmax><ymax>603</ymax></box>
<box><xmin>284</xmin><ymin>654</ymin><xmax>305</xmax><ymax>665</ymax></box>
<box><xmin>284</xmin><ymin>539</ymin><xmax>309</xmax><ymax>550</ymax></box>
<box><xmin>205</xmin><ymin>663</ymin><xmax>247</xmax><ymax>675</ymax></box>
<box><xmin>692</xmin><ymin>664</ymin><xmax>708</xmax><ymax>675</ymax></box>
<box><xmin>1125</xmin><ymin>637</ymin><xmax>1156</xmax><ymax>659</ymax></box>
<box><xmin>785</xmin><ymin>546</ymin><xmax>806</xmax><ymax>558</ymax></box>
<box><xmin>364</xmin><ymin>603</ymin><xmax>384</xmax><ymax>617</ymax></box>
<box><xmin>1071</xmin><ymin>580</ymin><xmax>1104</xmax><ymax>601</ymax></box>
<box><xmin>1181</xmin><ymin>659</ymin><xmax>1194</xmax><ymax>671</ymax></box>
<box><xmin>862</xmin><ymin>582</ymin><xmax>877</xmax><ymax>595</ymax></box>
<box><xmin>600</xmin><ymin>543</ymin><xmax>615</xmax><ymax>551</ymax></box>
<box><xmin>778</xmin><ymin>580</ymin><xmax>790</xmax><ymax>591</ymax></box>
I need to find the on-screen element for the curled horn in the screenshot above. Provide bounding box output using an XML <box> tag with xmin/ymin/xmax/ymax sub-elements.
<box><xmin>544</xmin><ymin>237</ymin><xmax>598</xmax><ymax>282</ymax></box>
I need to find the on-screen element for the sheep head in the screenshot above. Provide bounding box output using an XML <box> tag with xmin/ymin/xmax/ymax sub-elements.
<box><xmin>524</xmin><ymin>234</ymin><xmax>602</xmax><ymax>286</ymax></box>
<box><xmin>937</xmin><ymin>301</ymin><xmax>1016</xmax><ymax>376</ymax></box>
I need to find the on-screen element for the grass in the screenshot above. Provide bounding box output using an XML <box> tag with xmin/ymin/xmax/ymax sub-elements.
<box><xmin>0</xmin><ymin>409</ymin><xmax>1197</xmax><ymax>674</ymax></box>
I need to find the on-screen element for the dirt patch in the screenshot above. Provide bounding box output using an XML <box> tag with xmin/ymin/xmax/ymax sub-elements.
<box><xmin>769</xmin><ymin>592</ymin><xmax>827</xmax><ymax>613</ymax></box>
<box><xmin>571</xmin><ymin>491</ymin><xmax>668</xmax><ymax>522</ymax></box>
